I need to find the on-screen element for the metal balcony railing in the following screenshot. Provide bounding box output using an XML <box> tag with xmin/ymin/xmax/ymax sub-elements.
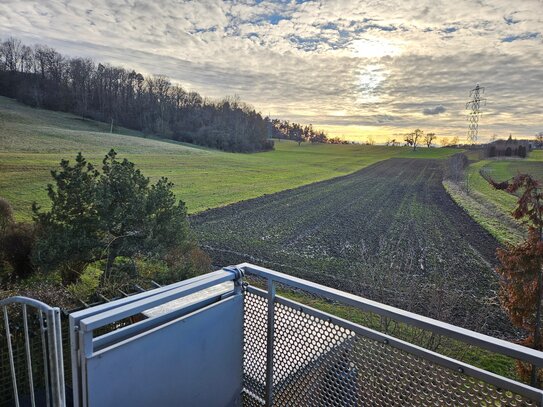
<box><xmin>2</xmin><ymin>262</ymin><xmax>543</xmax><ymax>406</ymax></box>
<box><xmin>0</xmin><ymin>296</ymin><xmax>65</xmax><ymax>407</ymax></box>
<box><xmin>240</xmin><ymin>263</ymin><xmax>543</xmax><ymax>406</ymax></box>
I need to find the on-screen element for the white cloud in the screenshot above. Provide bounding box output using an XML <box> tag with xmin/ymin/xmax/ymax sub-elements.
<box><xmin>0</xmin><ymin>0</ymin><xmax>541</xmax><ymax>141</ymax></box>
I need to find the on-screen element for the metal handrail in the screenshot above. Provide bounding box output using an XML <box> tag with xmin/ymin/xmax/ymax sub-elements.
<box><xmin>1</xmin><ymin>296</ymin><xmax>66</xmax><ymax>407</ymax></box>
<box><xmin>78</xmin><ymin>269</ymin><xmax>235</xmax><ymax>332</ymax></box>
<box><xmin>0</xmin><ymin>295</ymin><xmax>57</xmax><ymax>313</ymax></box>
<box><xmin>239</xmin><ymin>262</ymin><xmax>543</xmax><ymax>367</ymax></box>
<box><xmin>5</xmin><ymin>264</ymin><xmax>543</xmax><ymax>406</ymax></box>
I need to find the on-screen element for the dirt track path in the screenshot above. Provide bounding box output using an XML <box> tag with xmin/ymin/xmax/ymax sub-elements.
<box><xmin>191</xmin><ymin>158</ymin><xmax>507</xmax><ymax>334</ymax></box>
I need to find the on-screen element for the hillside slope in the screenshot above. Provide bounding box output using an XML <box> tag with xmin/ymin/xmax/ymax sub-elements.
<box><xmin>0</xmin><ymin>96</ymin><xmax>459</xmax><ymax>220</ymax></box>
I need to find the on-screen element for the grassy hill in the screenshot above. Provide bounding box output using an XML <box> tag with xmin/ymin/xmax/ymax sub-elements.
<box><xmin>0</xmin><ymin>96</ymin><xmax>459</xmax><ymax>221</ymax></box>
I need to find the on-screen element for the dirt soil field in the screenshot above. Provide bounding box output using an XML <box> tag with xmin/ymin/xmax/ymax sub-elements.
<box><xmin>191</xmin><ymin>158</ymin><xmax>510</xmax><ymax>336</ymax></box>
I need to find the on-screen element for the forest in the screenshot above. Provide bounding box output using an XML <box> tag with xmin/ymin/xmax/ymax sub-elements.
<box><xmin>0</xmin><ymin>37</ymin><xmax>285</xmax><ymax>152</ymax></box>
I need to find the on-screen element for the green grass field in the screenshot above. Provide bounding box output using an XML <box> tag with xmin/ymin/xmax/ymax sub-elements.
<box><xmin>444</xmin><ymin>153</ymin><xmax>543</xmax><ymax>244</ymax></box>
<box><xmin>0</xmin><ymin>96</ymin><xmax>459</xmax><ymax>221</ymax></box>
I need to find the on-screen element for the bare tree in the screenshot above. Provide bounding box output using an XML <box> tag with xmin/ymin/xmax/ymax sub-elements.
<box><xmin>1</xmin><ymin>37</ymin><xmax>22</xmax><ymax>72</ymax></box>
<box><xmin>404</xmin><ymin>133</ymin><xmax>413</xmax><ymax>148</ymax></box>
<box><xmin>405</xmin><ymin>129</ymin><xmax>423</xmax><ymax>151</ymax></box>
<box><xmin>535</xmin><ymin>132</ymin><xmax>543</xmax><ymax>149</ymax></box>
<box><xmin>425</xmin><ymin>132</ymin><xmax>436</xmax><ymax>148</ymax></box>
<box><xmin>442</xmin><ymin>135</ymin><xmax>460</xmax><ymax>147</ymax></box>
<box><xmin>412</xmin><ymin>129</ymin><xmax>423</xmax><ymax>150</ymax></box>
<box><xmin>444</xmin><ymin>153</ymin><xmax>468</xmax><ymax>182</ymax></box>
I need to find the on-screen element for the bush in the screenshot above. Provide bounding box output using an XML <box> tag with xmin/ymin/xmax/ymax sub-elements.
<box><xmin>0</xmin><ymin>197</ymin><xmax>13</xmax><ymax>231</ymax></box>
<box><xmin>443</xmin><ymin>153</ymin><xmax>468</xmax><ymax>182</ymax></box>
<box><xmin>0</xmin><ymin>222</ymin><xmax>36</xmax><ymax>283</ymax></box>
<box><xmin>12</xmin><ymin>281</ymin><xmax>76</xmax><ymax>309</ymax></box>
<box><xmin>66</xmin><ymin>264</ymin><xmax>103</xmax><ymax>302</ymax></box>
<box><xmin>162</xmin><ymin>244</ymin><xmax>212</xmax><ymax>283</ymax></box>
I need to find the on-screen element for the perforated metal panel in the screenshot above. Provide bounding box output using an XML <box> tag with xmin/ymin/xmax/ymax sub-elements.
<box><xmin>243</xmin><ymin>290</ymin><xmax>267</xmax><ymax>406</ymax></box>
<box><xmin>242</xmin><ymin>290</ymin><xmax>539</xmax><ymax>406</ymax></box>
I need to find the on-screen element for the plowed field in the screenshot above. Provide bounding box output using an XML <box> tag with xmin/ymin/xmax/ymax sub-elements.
<box><xmin>191</xmin><ymin>158</ymin><xmax>508</xmax><ymax>335</ymax></box>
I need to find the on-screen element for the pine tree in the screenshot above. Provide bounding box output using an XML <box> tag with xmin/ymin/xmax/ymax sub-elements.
<box><xmin>33</xmin><ymin>150</ymin><xmax>193</xmax><ymax>284</ymax></box>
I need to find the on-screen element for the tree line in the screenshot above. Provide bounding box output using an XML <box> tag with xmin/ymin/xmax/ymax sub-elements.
<box><xmin>403</xmin><ymin>129</ymin><xmax>437</xmax><ymax>151</ymax></box>
<box><xmin>269</xmin><ymin>119</ymin><xmax>348</xmax><ymax>145</ymax></box>
<box><xmin>0</xmin><ymin>37</ymin><xmax>274</xmax><ymax>152</ymax></box>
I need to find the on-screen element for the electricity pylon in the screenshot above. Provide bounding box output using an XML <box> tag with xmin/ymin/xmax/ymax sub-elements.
<box><xmin>466</xmin><ymin>84</ymin><xmax>486</xmax><ymax>143</ymax></box>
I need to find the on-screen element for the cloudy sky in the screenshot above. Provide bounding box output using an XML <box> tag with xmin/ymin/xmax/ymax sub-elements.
<box><xmin>1</xmin><ymin>0</ymin><xmax>542</xmax><ymax>143</ymax></box>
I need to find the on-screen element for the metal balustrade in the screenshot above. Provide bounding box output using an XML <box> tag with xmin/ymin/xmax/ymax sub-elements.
<box><xmin>239</xmin><ymin>262</ymin><xmax>543</xmax><ymax>406</ymax></box>
<box><xmin>69</xmin><ymin>268</ymin><xmax>243</xmax><ymax>407</ymax></box>
<box><xmin>0</xmin><ymin>296</ymin><xmax>65</xmax><ymax>407</ymax></box>
<box><xmin>2</xmin><ymin>262</ymin><xmax>543</xmax><ymax>406</ymax></box>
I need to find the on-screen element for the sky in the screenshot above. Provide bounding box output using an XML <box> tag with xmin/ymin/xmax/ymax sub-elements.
<box><xmin>0</xmin><ymin>0</ymin><xmax>542</xmax><ymax>143</ymax></box>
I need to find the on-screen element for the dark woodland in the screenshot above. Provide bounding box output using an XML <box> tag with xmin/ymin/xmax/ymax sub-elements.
<box><xmin>0</xmin><ymin>37</ymin><xmax>340</xmax><ymax>152</ymax></box>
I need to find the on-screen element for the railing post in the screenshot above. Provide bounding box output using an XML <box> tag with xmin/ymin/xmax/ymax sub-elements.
<box><xmin>264</xmin><ymin>278</ymin><xmax>276</xmax><ymax>407</ymax></box>
<box><xmin>3</xmin><ymin>305</ymin><xmax>20</xmax><ymax>407</ymax></box>
<box><xmin>47</xmin><ymin>308</ymin><xmax>66</xmax><ymax>407</ymax></box>
<box><xmin>22</xmin><ymin>304</ymin><xmax>36</xmax><ymax>407</ymax></box>
<box><xmin>225</xmin><ymin>266</ymin><xmax>244</xmax><ymax>296</ymax></box>
<box><xmin>39</xmin><ymin>310</ymin><xmax>51</xmax><ymax>407</ymax></box>
<box><xmin>55</xmin><ymin>309</ymin><xmax>66</xmax><ymax>407</ymax></box>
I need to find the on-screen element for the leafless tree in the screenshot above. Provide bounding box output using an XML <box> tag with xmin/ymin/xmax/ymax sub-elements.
<box><xmin>405</xmin><ymin>129</ymin><xmax>423</xmax><ymax>151</ymax></box>
<box><xmin>425</xmin><ymin>132</ymin><xmax>436</xmax><ymax>148</ymax></box>
<box><xmin>535</xmin><ymin>132</ymin><xmax>543</xmax><ymax>148</ymax></box>
<box><xmin>444</xmin><ymin>153</ymin><xmax>468</xmax><ymax>182</ymax></box>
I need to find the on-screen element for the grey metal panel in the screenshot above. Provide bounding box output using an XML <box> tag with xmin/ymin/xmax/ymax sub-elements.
<box><xmin>85</xmin><ymin>294</ymin><xmax>243</xmax><ymax>407</ymax></box>
<box><xmin>272</xmin><ymin>289</ymin><xmax>543</xmax><ymax>401</ymax></box>
<box><xmin>243</xmin><ymin>285</ymin><xmax>543</xmax><ymax>406</ymax></box>
<box><xmin>92</xmin><ymin>289</ymin><xmax>229</xmax><ymax>352</ymax></box>
<box><xmin>70</xmin><ymin>269</ymin><xmax>237</xmax><ymax>406</ymax></box>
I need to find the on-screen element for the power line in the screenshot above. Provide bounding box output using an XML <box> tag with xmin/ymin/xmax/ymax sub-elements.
<box><xmin>465</xmin><ymin>83</ymin><xmax>486</xmax><ymax>143</ymax></box>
